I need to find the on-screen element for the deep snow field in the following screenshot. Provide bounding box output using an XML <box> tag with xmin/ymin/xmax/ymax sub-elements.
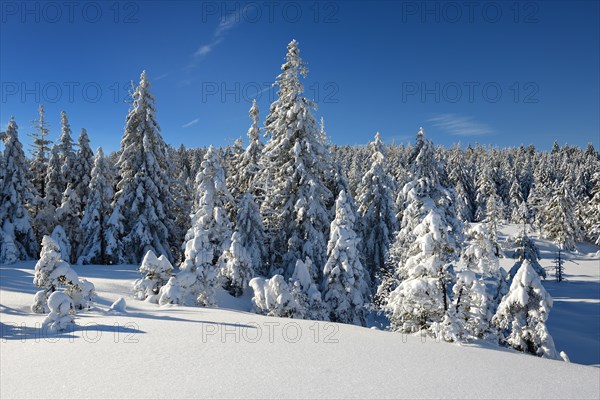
<box><xmin>1</xmin><ymin>224</ymin><xmax>599</xmax><ymax>399</ymax></box>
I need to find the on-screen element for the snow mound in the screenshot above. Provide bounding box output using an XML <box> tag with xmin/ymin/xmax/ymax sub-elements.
<box><xmin>108</xmin><ymin>297</ymin><xmax>127</xmax><ymax>313</ymax></box>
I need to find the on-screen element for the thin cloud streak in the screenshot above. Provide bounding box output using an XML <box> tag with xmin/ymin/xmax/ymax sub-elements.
<box><xmin>182</xmin><ymin>118</ymin><xmax>200</xmax><ymax>128</ymax></box>
<box><xmin>154</xmin><ymin>72</ymin><xmax>170</xmax><ymax>81</ymax></box>
<box><xmin>192</xmin><ymin>9</ymin><xmax>241</xmax><ymax>60</ymax></box>
<box><xmin>428</xmin><ymin>114</ymin><xmax>493</xmax><ymax>136</ymax></box>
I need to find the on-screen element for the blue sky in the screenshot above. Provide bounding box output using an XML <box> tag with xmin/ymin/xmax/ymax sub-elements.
<box><xmin>1</xmin><ymin>0</ymin><xmax>598</xmax><ymax>153</ymax></box>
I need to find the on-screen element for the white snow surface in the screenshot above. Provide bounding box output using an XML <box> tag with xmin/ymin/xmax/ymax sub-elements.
<box><xmin>1</xmin><ymin>225</ymin><xmax>599</xmax><ymax>399</ymax></box>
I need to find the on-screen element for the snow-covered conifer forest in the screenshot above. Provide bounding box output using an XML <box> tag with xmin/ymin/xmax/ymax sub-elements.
<box><xmin>1</xmin><ymin>40</ymin><xmax>599</xmax><ymax>399</ymax></box>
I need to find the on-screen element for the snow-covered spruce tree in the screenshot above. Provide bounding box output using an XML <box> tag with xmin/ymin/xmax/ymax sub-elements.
<box><xmin>319</xmin><ymin>120</ymin><xmax>351</xmax><ymax>211</ymax></box>
<box><xmin>0</xmin><ymin>118</ymin><xmax>38</xmax><ymax>263</ymax></box>
<box><xmin>380</xmin><ymin>128</ymin><xmax>461</xmax><ymax>334</ymax></box>
<box><xmin>356</xmin><ymin>132</ymin><xmax>397</xmax><ymax>286</ymax></box>
<box><xmin>289</xmin><ymin>257</ymin><xmax>328</xmax><ymax>320</ymax></box>
<box><xmin>259</xmin><ymin>39</ymin><xmax>332</xmax><ymax>279</ymax></box>
<box><xmin>510</xmin><ymin>231</ymin><xmax>546</xmax><ymax>280</ymax></box>
<box><xmin>133</xmin><ymin>250</ymin><xmax>173</xmax><ymax>302</ymax></box>
<box><xmin>44</xmin><ymin>146</ymin><xmax>63</xmax><ymax>216</ymax></box>
<box><xmin>231</xmin><ymin>192</ymin><xmax>268</xmax><ymax>276</ymax></box>
<box><xmin>527</xmin><ymin>170</ymin><xmax>551</xmax><ymax>232</ymax></box>
<box><xmin>445</xmin><ymin>224</ymin><xmax>504</xmax><ymax>341</ymax></box>
<box><xmin>72</xmin><ymin>128</ymin><xmax>94</xmax><ymax>217</ymax></box>
<box><xmin>57</xmin><ymin>111</ymin><xmax>76</xmax><ymax>192</ymax></box>
<box><xmin>508</xmin><ymin>176</ymin><xmax>524</xmax><ymax>223</ymax></box>
<box><xmin>105</xmin><ymin>71</ymin><xmax>175</xmax><ymax>264</ymax></box>
<box><xmin>474</xmin><ymin>162</ymin><xmax>498</xmax><ymax>222</ymax></box>
<box><xmin>28</xmin><ymin>104</ymin><xmax>52</xmax><ymax>198</ymax></box>
<box><xmin>584</xmin><ymin>172</ymin><xmax>600</xmax><ymax>245</ymax></box>
<box><xmin>55</xmin><ymin>184</ymin><xmax>82</xmax><ymax>263</ymax></box>
<box><xmin>461</xmin><ymin>224</ymin><xmax>501</xmax><ymax>276</ymax></box>
<box><xmin>492</xmin><ymin>260</ymin><xmax>560</xmax><ymax>359</ymax></box>
<box><xmin>170</xmin><ymin>159</ymin><xmax>193</xmax><ymax>264</ymax></box>
<box><xmin>56</xmin><ymin>128</ymin><xmax>94</xmax><ymax>263</ymax></box>
<box><xmin>447</xmin><ymin>145</ymin><xmax>475</xmax><ymax>223</ymax></box>
<box><xmin>322</xmin><ymin>190</ymin><xmax>368</xmax><ymax>326</ymax></box>
<box><xmin>175</xmin><ymin>145</ymin><xmax>233</xmax><ymax>307</ymax></box>
<box><xmin>219</xmin><ymin>232</ymin><xmax>254</xmax><ymax>297</ymax></box>
<box><xmin>78</xmin><ymin>148</ymin><xmax>115</xmax><ymax>265</ymax></box>
<box><xmin>541</xmin><ymin>180</ymin><xmax>581</xmax><ymax>251</ymax></box>
<box><xmin>50</xmin><ymin>225</ymin><xmax>71</xmax><ymax>263</ymax></box>
<box><xmin>222</xmin><ymin>138</ymin><xmax>244</xmax><ymax>206</ymax></box>
<box><xmin>347</xmin><ymin>147</ymin><xmax>365</xmax><ymax>196</ymax></box>
<box><xmin>227</xmin><ymin>99</ymin><xmax>264</xmax><ymax>201</ymax></box>
<box><xmin>483</xmin><ymin>190</ymin><xmax>503</xmax><ymax>249</ymax></box>
<box><xmin>444</xmin><ymin>270</ymin><xmax>491</xmax><ymax>341</ymax></box>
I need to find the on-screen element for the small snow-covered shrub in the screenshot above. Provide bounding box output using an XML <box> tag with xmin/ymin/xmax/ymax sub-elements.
<box><xmin>158</xmin><ymin>272</ymin><xmax>198</xmax><ymax>306</ymax></box>
<box><xmin>249</xmin><ymin>275</ymin><xmax>302</xmax><ymax>318</ymax></box>
<box><xmin>32</xmin><ymin>235</ymin><xmax>95</xmax><ymax>312</ymax></box>
<box><xmin>43</xmin><ymin>291</ymin><xmax>74</xmax><ymax>333</ymax></box>
<box><xmin>133</xmin><ymin>250</ymin><xmax>173</xmax><ymax>301</ymax></box>
<box><xmin>249</xmin><ymin>258</ymin><xmax>327</xmax><ymax>321</ymax></box>
<box><xmin>70</xmin><ymin>278</ymin><xmax>96</xmax><ymax>310</ymax></box>
<box><xmin>32</xmin><ymin>289</ymin><xmax>50</xmax><ymax>314</ymax></box>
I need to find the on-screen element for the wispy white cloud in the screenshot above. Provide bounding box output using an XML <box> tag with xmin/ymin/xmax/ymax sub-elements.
<box><xmin>428</xmin><ymin>114</ymin><xmax>493</xmax><ymax>136</ymax></box>
<box><xmin>214</xmin><ymin>12</ymin><xmax>240</xmax><ymax>38</ymax></box>
<box><xmin>182</xmin><ymin>118</ymin><xmax>200</xmax><ymax>128</ymax></box>
<box><xmin>192</xmin><ymin>8</ymin><xmax>242</xmax><ymax>60</ymax></box>
<box><xmin>194</xmin><ymin>45</ymin><xmax>213</xmax><ymax>57</ymax></box>
<box><xmin>154</xmin><ymin>72</ymin><xmax>170</xmax><ymax>81</ymax></box>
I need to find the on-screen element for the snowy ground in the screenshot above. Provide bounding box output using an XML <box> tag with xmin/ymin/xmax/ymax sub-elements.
<box><xmin>1</xmin><ymin>225</ymin><xmax>599</xmax><ymax>399</ymax></box>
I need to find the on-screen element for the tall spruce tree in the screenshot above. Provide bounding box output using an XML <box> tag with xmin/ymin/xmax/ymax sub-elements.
<box><xmin>178</xmin><ymin>145</ymin><xmax>233</xmax><ymax>306</ymax></box>
<box><xmin>57</xmin><ymin>111</ymin><xmax>76</xmax><ymax>192</ymax></box>
<box><xmin>357</xmin><ymin>132</ymin><xmax>397</xmax><ymax>286</ymax></box>
<box><xmin>381</xmin><ymin>128</ymin><xmax>461</xmax><ymax>334</ymax></box>
<box><xmin>105</xmin><ymin>71</ymin><xmax>175</xmax><ymax>264</ymax></box>
<box><xmin>0</xmin><ymin>118</ymin><xmax>38</xmax><ymax>263</ymax></box>
<box><xmin>73</xmin><ymin>129</ymin><xmax>94</xmax><ymax>209</ymax></box>
<box><xmin>542</xmin><ymin>180</ymin><xmax>581</xmax><ymax>251</ymax></box>
<box><xmin>259</xmin><ymin>39</ymin><xmax>332</xmax><ymax>279</ymax></box>
<box><xmin>227</xmin><ymin>99</ymin><xmax>264</xmax><ymax>201</ymax></box>
<box><xmin>78</xmin><ymin>148</ymin><xmax>114</xmax><ymax>264</ymax></box>
<box><xmin>28</xmin><ymin>104</ymin><xmax>51</xmax><ymax>198</ymax></box>
<box><xmin>322</xmin><ymin>190</ymin><xmax>368</xmax><ymax>325</ymax></box>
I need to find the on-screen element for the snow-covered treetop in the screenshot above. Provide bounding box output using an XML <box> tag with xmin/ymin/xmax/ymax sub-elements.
<box><xmin>332</xmin><ymin>190</ymin><xmax>355</xmax><ymax>227</ymax></box>
<box><xmin>196</xmin><ymin>145</ymin><xmax>231</xmax><ymax>205</ymax></box>
<box><xmin>409</xmin><ymin>128</ymin><xmax>439</xmax><ymax>191</ymax></box>
<box><xmin>247</xmin><ymin>99</ymin><xmax>260</xmax><ymax>142</ymax></box>
<box><xmin>369</xmin><ymin>132</ymin><xmax>388</xmax><ymax>160</ymax></box>
<box><xmin>58</xmin><ymin>111</ymin><xmax>75</xmax><ymax>160</ymax></box>
<box><xmin>78</xmin><ymin>128</ymin><xmax>91</xmax><ymax>153</ymax></box>
<box><xmin>274</xmin><ymin>39</ymin><xmax>308</xmax><ymax>100</ymax></box>
<box><xmin>505</xmin><ymin>259</ymin><xmax>553</xmax><ymax>312</ymax></box>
